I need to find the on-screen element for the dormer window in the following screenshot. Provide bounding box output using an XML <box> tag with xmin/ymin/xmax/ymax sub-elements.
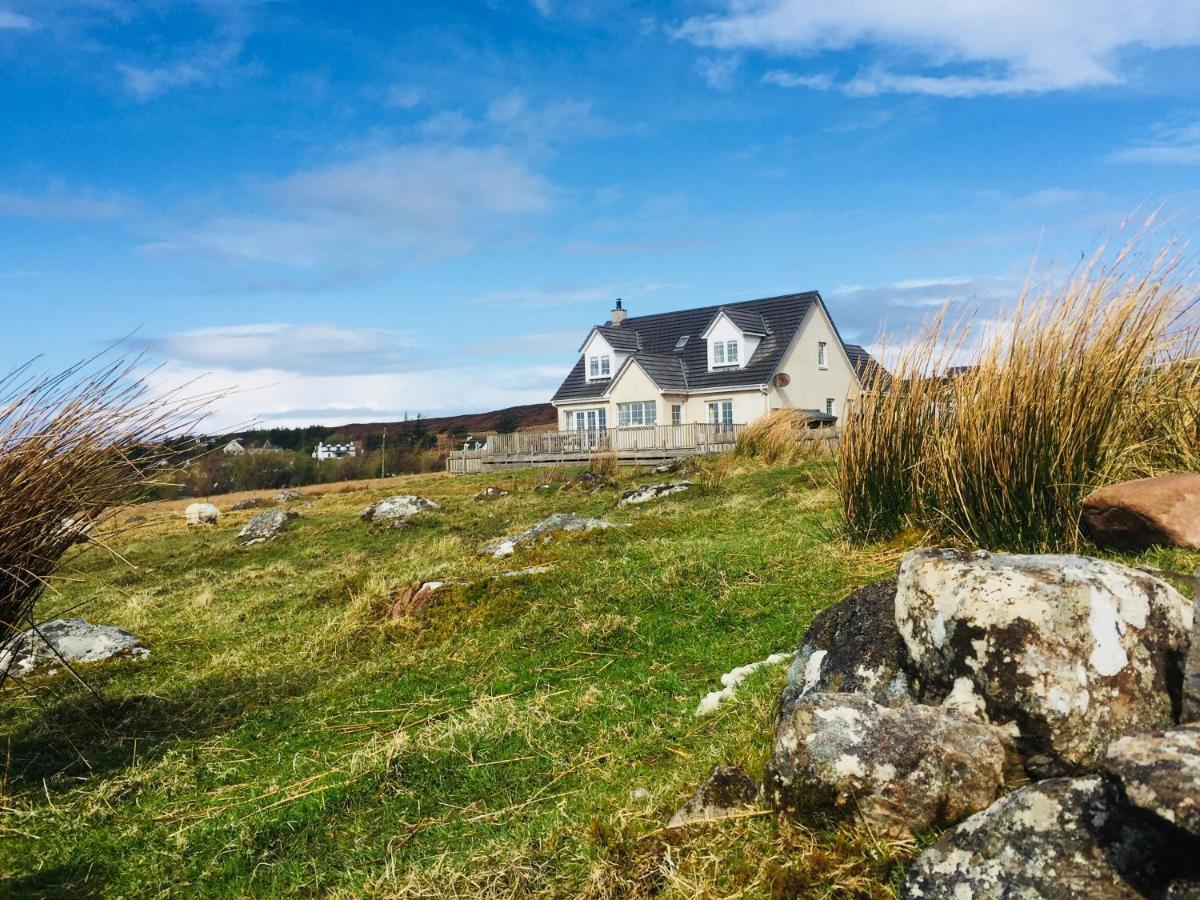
<box><xmin>588</xmin><ymin>354</ymin><xmax>611</xmax><ymax>380</ymax></box>
<box><xmin>712</xmin><ymin>340</ymin><xmax>738</xmax><ymax>367</ymax></box>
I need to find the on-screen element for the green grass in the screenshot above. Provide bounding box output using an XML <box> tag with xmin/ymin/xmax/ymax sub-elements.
<box><xmin>2</xmin><ymin>461</ymin><xmax>1194</xmax><ymax>897</ymax></box>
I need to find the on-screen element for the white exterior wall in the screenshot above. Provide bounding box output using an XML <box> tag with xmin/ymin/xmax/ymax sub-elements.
<box><xmin>580</xmin><ymin>332</ymin><xmax>628</xmax><ymax>382</ymax></box>
<box><xmin>701</xmin><ymin>313</ymin><xmax>760</xmax><ymax>369</ymax></box>
<box><xmin>768</xmin><ymin>302</ymin><xmax>859</xmax><ymax>417</ymax></box>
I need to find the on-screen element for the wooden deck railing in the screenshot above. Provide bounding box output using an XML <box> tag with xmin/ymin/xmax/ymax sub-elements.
<box><xmin>482</xmin><ymin>423</ymin><xmax>745</xmax><ymax>455</ymax></box>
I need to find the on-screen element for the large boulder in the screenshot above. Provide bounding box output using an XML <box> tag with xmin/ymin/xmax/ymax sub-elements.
<box><xmin>360</xmin><ymin>495</ymin><xmax>440</xmax><ymax>527</ymax></box>
<box><xmin>1081</xmin><ymin>473</ymin><xmax>1200</xmax><ymax>551</ymax></box>
<box><xmin>668</xmin><ymin>766</ymin><xmax>761</xmax><ymax>828</ymax></box>
<box><xmin>479</xmin><ymin>513</ymin><xmax>621</xmax><ymax>558</ymax></box>
<box><xmin>896</xmin><ymin>549</ymin><xmax>1191</xmax><ymax>774</ymax></box>
<box><xmin>903</xmin><ymin>775</ymin><xmax>1200</xmax><ymax>899</ymax></box>
<box><xmin>778</xmin><ymin>580</ymin><xmax>913</xmax><ymax>711</ymax></box>
<box><xmin>618</xmin><ymin>481</ymin><xmax>693</xmax><ymax>506</ymax></box>
<box><xmin>236</xmin><ymin>509</ymin><xmax>298</xmax><ymax>546</ymax></box>
<box><xmin>0</xmin><ymin>619</ymin><xmax>148</xmax><ymax>680</ymax></box>
<box><xmin>1104</xmin><ymin>724</ymin><xmax>1200</xmax><ymax>839</ymax></box>
<box><xmin>765</xmin><ymin>692</ymin><xmax>1006</xmax><ymax>836</ymax></box>
<box><xmin>185</xmin><ymin>502</ymin><xmax>219</xmax><ymax>526</ymax></box>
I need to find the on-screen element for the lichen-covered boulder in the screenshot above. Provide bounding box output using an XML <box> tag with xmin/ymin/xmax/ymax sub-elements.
<box><xmin>185</xmin><ymin>502</ymin><xmax>219</xmax><ymax>526</ymax></box>
<box><xmin>618</xmin><ymin>481</ymin><xmax>693</xmax><ymax>506</ymax></box>
<box><xmin>473</xmin><ymin>486</ymin><xmax>509</xmax><ymax>502</ymax></box>
<box><xmin>896</xmin><ymin>549</ymin><xmax>1191</xmax><ymax>774</ymax></box>
<box><xmin>478</xmin><ymin>513</ymin><xmax>621</xmax><ymax>558</ymax></box>
<box><xmin>0</xmin><ymin>619</ymin><xmax>148</xmax><ymax>680</ymax></box>
<box><xmin>903</xmin><ymin>775</ymin><xmax>1200</xmax><ymax>899</ymax></box>
<box><xmin>1104</xmin><ymin>724</ymin><xmax>1200</xmax><ymax>838</ymax></box>
<box><xmin>236</xmin><ymin>509</ymin><xmax>298</xmax><ymax>546</ymax></box>
<box><xmin>563</xmin><ymin>471</ymin><xmax>613</xmax><ymax>493</ymax></box>
<box><xmin>668</xmin><ymin>766</ymin><xmax>761</xmax><ymax>828</ymax></box>
<box><xmin>1081</xmin><ymin>473</ymin><xmax>1200</xmax><ymax>551</ymax></box>
<box><xmin>274</xmin><ymin>490</ymin><xmax>304</xmax><ymax>503</ymax></box>
<box><xmin>230</xmin><ymin>497</ymin><xmax>270</xmax><ymax>511</ymax></box>
<box><xmin>360</xmin><ymin>495</ymin><xmax>440</xmax><ymax>526</ymax></box>
<box><xmin>778</xmin><ymin>580</ymin><xmax>913</xmax><ymax>711</ymax></box>
<box><xmin>765</xmin><ymin>692</ymin><xmax>1006</xmax><ymax>836</ymax></box>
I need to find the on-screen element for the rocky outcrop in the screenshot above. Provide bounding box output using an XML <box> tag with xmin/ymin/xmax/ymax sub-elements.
<box><xmin>0</xmin><ymin>619</ymin><xmax>148</xmax><ymax>680</ymax></box>
<box><xmin>185</xmin><ymin>502</ymin><xmax>219</xmax><ymax>526</ymax></box>
<box><xmin>474</xmin><ymin>486</ymin><xmax>509</xmax><ymax>502</ymax></box>
<box><xmin>779</xmin><ymin>580</ymin><xmax>912</xmax><ymax>711</ymax></box>
<box><xmin>903</xmin><ymin>775</ymin><xmax>1200</xmax><ymax>899</ymax></box>
<box><xmin>896</xmin><ymin>549</ymin><xmax>1191</xmax><ymax>774</ymax></box>
<box><xmin>275</xmin><ymin>490</ymin><xmax>304</xmax><ymax>503</ymax></box>
<box><xmin>766</xmin><ymin>692</ymin><xmax>1006</xmax><ymax>836</ymax></box>
<box><xmin>563</xmin><ymin>471</ymin><xmax>612</xmax><ymax>493</ymax></box>
<box><xmin>652</xmin><ymin>460</ymin><xmax>687</xmax><ymax>475</ymax></box>
<box><xmin>668</xmin><ymin>766</ymin><xmax>761</xmax><ymax>828</ymax></box>
<box><xmin>236</xmin><ymin>509</ymin><xmax>299</xmax><ymax>546</ymax></box>
<box><xmin>230</xmin><ymin>497</ymin><xmax>270</xmax><ymax>511</ymax></box>
<box><xmin>618</xmin><ymin>481</ymin><xmax>693</xmax><ymax>506</ymax></box>
<box><xmin>479</xmin><ymin>513</ymin><xmax>621</xmax><ymax>558</ymax></box>
<box><xmin>360</xmin><ymin>495</ymin><xmax>440</xmax><ymax>527</ymax></box>
<box><xmin>1081</xmin><ymin>473</ymin><xmax>1200</xmax><ymax>551</ymax></box>
<box><xmin>1104</xmin><ymin>724</ymin><xmax>1200</xmax><ymax>838</ymax></box>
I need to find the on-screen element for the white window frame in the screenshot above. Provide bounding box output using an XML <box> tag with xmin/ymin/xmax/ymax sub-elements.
<box><xmin>707</xmin><ymin>399</ymin><xmax>734</xmax><ymax>427</ymax></box>
<box><xmin>818</xmin><ymin>341</ymin><xmax>827</xmax><ymax>369</ymax></box>
<box><xmin>825</xmin><ymin>397</ymin><xmax>836</xmax><ymax>416</ymax></box>
<box><xmin>671</xmin><ymin>403</ymin><xmax>683</xmax><ymax>426</ymax></box>
<box><xmin>617</xmin><ymin>401</ymin><xmax>657</xmax><ymax>427</ymax></box>
<box><xmin>713</xmin><ymin>341</ymin><xmax>725</xmax><ymax>366</ymax></box>
<box><xmin>588</xmin><ymin>354</ymin><xmax>611</xmax><ymax>381</ymax></box>
<box><xmin>726</xmin><ymin>340</ymin><xmax>739</xmax><ymax>364</ymax></box>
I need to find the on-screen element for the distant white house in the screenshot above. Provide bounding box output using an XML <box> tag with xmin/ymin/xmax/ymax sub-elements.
<box><xmin>222</xmin><ymin>439</ymin><xmax>246</xmax><ymax>455</ymax></box>
<box><xmin>312</xmin><ymin>441</ymin><xmax>358</xmax><ymax>461</ymax></box>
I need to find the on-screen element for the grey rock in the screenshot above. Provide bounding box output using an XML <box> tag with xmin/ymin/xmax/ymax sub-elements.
<box><xmin>479</xmin><ymin>513</ymin><xmax>621</xmax><ymax>558</ymax></box>
<box><xmin>185</xmin><ymin>502</ymin><xmax>219</xmax><ymax>526</ymax></box>
<box><xmin>474</xmin><ymin>486</ymin><xmax>510</xmax><ymax>502</ymax></box>
<box><xmin>275</xmin><ymin>490</ymin><xmax>304</xmax><ymax>503</ymax></box>
<box><xmin>1184</xmin><ymin>589</ymin><xmax>1200</xmax><ymax>723</ymax></box>
<box><xmin>618</xmin><ymin>481</ymin><xmax>693</xmax><ymax>506</ymax></box>
<box><xmin>1105</xmin><ymin>724</ymin><xmax>1200</xmax><ymax>838</ymax></box>
<box><xmin>896</xmin><ymin>548</ymin><xmax>1191</xmax><ymax>774</ymax></box>
<box><xmin>360</xmin><ymin>495</ymin><xmax>440</xmax><ymax>526</ymax></box>
<box><xmin>668</xmin><ymin>766</ymin><xmax>761</xmax><ymax>828</ymax></box>
<box><xmin>779</xmin><ymin>580</ymin><xmax>913</xmax><ymax>711</ymax></box>
<box><xmin>563</xmin><ymin>471</ymin><xmax>613</xmax><ymax>493</ymax></box>
<box><xmin>903</xmin><ymin>775</ymin><xmax>1200</xmax><ymax>899</ymax></box>
<box><xmin>766</xmin><ymin>692</ymin><xmax>1006</xmax><ymax>837</ymax></box>
<box><xmin>229</xmin><ymin>497</ymin><xmax>270</xmax><ymax>511</ymax></box>
<box><xmin>236</xmin><ymin>509</ymin><xmax>298</xmax><ymax>546</ymax></box>
<box><xmin>0</xmin><ymin>619</ymin><xmax>148</xmax><ymax>680</ymax></box>
<box><xmin>652</xmin><ymin>460</ymin><xmax>686</xmax><ymax>475</ymax></box>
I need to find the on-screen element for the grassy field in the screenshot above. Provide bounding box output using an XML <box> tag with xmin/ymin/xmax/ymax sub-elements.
<box><xmin>2</xmin><ymin>460</ymin><xmax>1194</xmax><ymax>898</ymax></box>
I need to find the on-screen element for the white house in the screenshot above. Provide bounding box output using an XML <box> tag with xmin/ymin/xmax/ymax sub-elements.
<box><xmin>222</xmin><ymin>439</ymin><xmax>246</xmax><ymax>455</ymax></box>
<box><xmin>312</xmin><ymin>441</ymin><xmax>358</xmax><ymax>461</ymax></box>
<box><xmin>551</xmin><ymin>293</ymin><xmax>877</xmax><ymax>431</ymax></box>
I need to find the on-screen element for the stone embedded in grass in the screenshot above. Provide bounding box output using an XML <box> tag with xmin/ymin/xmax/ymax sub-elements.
<box><xmin>0</xmin><ymin>618</ymin><xmax>148</xmax><ymax>680</ymax></box>
<box><xmin>478</xmin><ymin>513</ymin><xmax>621</xmax><ymax>558</ymax></box>
<box><xmin>229</xmin><ymin>497</ymin><xmax>271</xmax><ymax>511</ymax></box>
<box><xmin>185</xmin><ymin>502</ymin><xmax>219</xmax><ymax>526</ymax></box>
<box><xmin>360</xmin><ymin>495</ymin><xmax>440</xmax><ymax>527</ymax></box>
<box><xmin>1081</xmin><ymin>473</ymin><xmax>1200</xmax><ymax>551</ymax></box>
<box><xmin>1104</xmin><ymin>724</ymin><xmax>1200</xmax><ymax>838</ymax></box>
<box><xmin>275</xmin><ymin>490</ymin><xmax>304</xmax><ymax>503</ymax></box>
<box><xmin>779</xmin><ymin>579</ymin><xmax>913</xmax><ymax>711</ymax></box>
<box><xmin>903</xmin><ymin>775</ymin><xmax>1200</xmax><ymax>899</ymax></box>
<box><xmin>896</xmin><ymin>548</ymin><xmax>1191</xmax><ymax>775</ymax></box>
<box><xmin>562</xmin><ymin>471</ymin><xmax>612</xmax><ymax>493</ymax></box>
<box><xmin>474</xmin><ymin>486</ymin><xmax>509</xmax><ymax>502</ymax></box>
<box><xmin>618</xmin><ymin>481</ymin><xmax>693</xmax><ymax>506</ymax></box>
<box><xmin>236</xmin><ymin>509</ymin><xmax>299</xmax><ymax>546</ymax></box>
<box><xmin>668</xmin><ymin>766</ymin><xmax>761</xmax><ymax>828</ymax></box>
<box><xmin>766</xmin><ymin>691</ymin><xmax>1006</xmax><ymax>837</ymax></box>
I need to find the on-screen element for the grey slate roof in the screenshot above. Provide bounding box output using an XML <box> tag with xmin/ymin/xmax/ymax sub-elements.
<box><xmin>843</xmin><ymin>343</ymin><xmax>884</xmax><ymax>382</ymax></box>
<box><xmin>718</xmin><ymin>306</ymin><xmax>770</xmax><ymax>336</ymax></box>
<box><xmin>553</xmin><ymin>291</ymin><xmax>825</xmax><ymax>402</ymax></box>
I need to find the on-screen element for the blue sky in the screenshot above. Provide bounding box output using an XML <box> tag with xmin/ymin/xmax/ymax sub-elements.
<box><xmin>2</xmin><ymin>0</ymin><xmax>1199</xmax><ymax>428</ymax></box>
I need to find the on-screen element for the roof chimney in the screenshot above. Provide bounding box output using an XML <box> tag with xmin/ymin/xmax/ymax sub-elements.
<box><xmin>610</xmin><ymin>298</ymin><xmax>627</xmax><ymax>325</ymax></box>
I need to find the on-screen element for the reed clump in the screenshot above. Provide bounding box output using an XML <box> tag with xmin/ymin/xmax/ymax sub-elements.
<box><xmin>838</xmin><ymin>239</ymin><xmax>1199</xmax><ymax>551</ymax></box>
<box><xmin>736</xmin><ymin>409</ymin><xmax>834</xmax><ymax>464</ymax></box>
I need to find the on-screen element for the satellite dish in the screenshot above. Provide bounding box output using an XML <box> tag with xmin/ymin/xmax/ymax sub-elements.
<box><xmin>774</xmin><ymin>373</ymin><xmax>791</xmax><ymax>387</ymax></box>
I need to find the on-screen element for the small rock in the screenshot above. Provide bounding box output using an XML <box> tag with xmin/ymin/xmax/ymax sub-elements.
<box><xmin>896</xmin><ymin>548</ymin><xmax>1192</xmax><ymax>774</ymax></box>
<box><xmin>479</xmin><ymin>513</ymin><xmax>621</xmax><ymax>558</ymax></box>
<box><xmin>474</xmin><ymin>486</ymin><xmax>510</xmax><ymax>502</ymax></box>
<box><xmin>652</xmin><ymin>460</ymin><xmax>684</xmax><ymax>475</ymax></box>
<box><xmin>236</xmin><ymin>509</ymin><xmax>298</xmax><ymax>546</ymax></box>
<box><xmin>630</xmin><ymin>787</ymin><xmax>650</xmax><ymax>801</ymax></box>
<box><xmin>230</xmin><ymin>497</ymin><xmax>270</xmax><ymax>511</ymax></box>
<box><xmin>275</xmin><ymin>490</ymin><xmax>304</xmax><ymax>503</ymax></box>
<box><xmin>360</xmin><ymin>495</ymin><xmax>440</xmax><ymax>527</ymax></box>
<box><xmin>778</xmin><ymin>580</ymin><xmax>913</xmax><ymax>711</ymax></box>
<box><xmin>533</xmin><ymin>482</ymin><xmax>556</xmax><ymax>493</ymax></box>
<box><xmin>563</xmin><ymin>471</ymin><xmax>612</xmax><ymax>493</ymax></box>
<box><xmin>495</xmin><ymin>565</ymin><xmax>552</xmax><ymax>578</ymax></box>
<box><xmin>1104</xmin><ymin>724</ymin><xmax>1200</xmax><ymax>838</ymax></box>
<box><xmin>903</xmin><ymin>775</ymin><xmax>1200</xmax><ymax>899</ymax></box>
<box><xmin>0</xmin><ymin>619</ymin><xmax>148</xmax><ymax>680</ymax></box>
<box><xmin>766</xmin><ymin>692</ymin><xmax>1006</xmax><ymax>836</ymax></box>
<box><xmin>185</xmin><ymin>502</ymin><xmax>219</xmax><ymax>526</ymax></box>
<box><xmin>1082</xmin><ymin>473</ymin><xmax>1200</xmax><ymax>551</ymax></box>
<box><xmin>618</xmin><ymin>481</ymin><xmax>693</xmax><ymax>506</ymax></box>
<box><xmin>668</xmin><ymin>766</ymin><xmax>761</xmax><ymax>828</ymax></box>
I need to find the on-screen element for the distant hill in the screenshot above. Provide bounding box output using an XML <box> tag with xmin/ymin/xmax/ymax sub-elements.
<box><xmin>337</xmin><ymin>403</ymin><xmax>557</xmax><ymax>438</ymax></box>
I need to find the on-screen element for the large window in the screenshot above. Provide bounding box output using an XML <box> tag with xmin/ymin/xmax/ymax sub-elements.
<box><xmin>712</xmin><ymin>340</ymin><xmax>738</xmax><ymax>367</ymax></box>
<box><xmin>618</xmin><ymin>401</ymin><xmax>657</xmax><ymax>426</ymax></box>
<box><xmin>707</xmin><ymin>400</ymin><xmax>734</xmax><ymax>426</ymax></box>
<box><xmin>571</xmin><ymin>409</ymin><xmax>606</xmax><ymax>431</ymax></box>
<box><xmin>588</xmin><ymin>354</ymin><xmax>612</xmax><ymax>379</ymax></box>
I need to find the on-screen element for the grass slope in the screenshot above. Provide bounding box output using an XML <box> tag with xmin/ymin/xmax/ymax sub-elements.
<box><xmin>2</xmin><ymin>462</ymin><xmax>1194</xmax><ymax>898</ymax></box>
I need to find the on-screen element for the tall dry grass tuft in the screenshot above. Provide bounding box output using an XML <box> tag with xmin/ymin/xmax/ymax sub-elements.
<box><xmin>588</xmin><ymin>451</ymin><xmax>619</xmax><ymax>479</ymax></box>
<box><xmin>839</xmin><ymin>237</ymin><xmax>1199</xmax><ymax>551</ymax></box>
<box><xmin>736</xmin><ymin>409</ymin><xmax>835</xmax><ymax>465</ymax></box>
<box><xmin>0</xmin><ymin>355</ymin><xmax>211</xmax><ymax>660</ymax></box>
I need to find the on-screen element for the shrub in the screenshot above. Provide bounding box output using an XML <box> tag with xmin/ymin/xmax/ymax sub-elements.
<box><xmin>838</xmin><ymin>237</ymin><xmax>1199</xmax><ymax>551</ymax></box>
<box><xmin>736</xmin><ymin>409</ymin><xmax>834</xmax><ymax>464</ymax></box>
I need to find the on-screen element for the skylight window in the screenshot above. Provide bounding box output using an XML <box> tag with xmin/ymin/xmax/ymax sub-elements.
<box><xmin>674</xmin><ymin>335</ymin><xmax>689</xmax><ymax>351</ymax></box>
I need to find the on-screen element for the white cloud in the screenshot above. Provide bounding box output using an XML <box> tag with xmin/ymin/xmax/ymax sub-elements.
<box><xmin>486</xmin><ymin>91</ymin><xmax>609</xmax><ymax>147</ymax></box>
<box><xmin>828</xmin><ymin>274</ymin><xmax>1018</xmax><ymax>341</ymax></box>
<box><xmin>385</xmin><ymin>84</ymin><xmax>425</xmax><ymax>109</ymax></box>
<box><xmin>1109</xmin><ymin>115</ymin><xmax>1200</xmax><ymax>165</ymax></box>
<box><xmin>0</xmin><ymin>9</ymin><xmax>33</xmax><ymax>29</ymax></box>
<box><xmin>117</xmin><ymin>37</ymin><xmax>247</xmax><ymax>101</ymax></box>
<box><xmin>0</xmin><ymin>182</ymin><xmax>133</xmax><ymax>221</ymax></box>
<box><xmin>468</xmin><ymin>280</ymin><xmax>682</xmax><ymax>309</ymax></box>
<box><xmin>697</xmin><ymin>55</ymin><xmax>740</xmax><ymax>89</ymax></box>
<box><xmin>763</xmin><ymin>70</ymin><xmax>834</xmax><ymax>90</ymax></box>
<box><xmin>147</xmin><ymin>144</ymin><xmax>554</xmax><ymax>268</ymax></box>
<box><xmin>679</xmin><ymin>1</ymin><xmax>1200</xmax><ymax>97</ymax></box>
